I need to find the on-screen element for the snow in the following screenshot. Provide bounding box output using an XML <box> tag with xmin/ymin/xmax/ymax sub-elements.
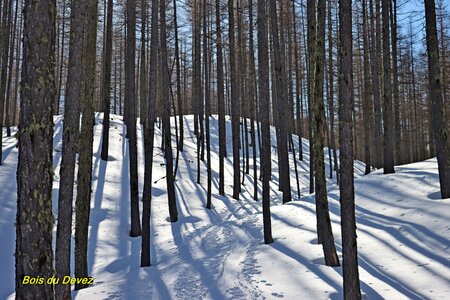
<box><xmin>1</xmin><ymin>114</ymin><xmax>449</xmax><ymax>300</ymax></box>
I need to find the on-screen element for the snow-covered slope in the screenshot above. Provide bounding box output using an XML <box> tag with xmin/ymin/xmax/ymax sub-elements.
<box><xmin>1</xmin><ymin>114</ymin><xmax>449</xmax><ymax>299</ymax></box>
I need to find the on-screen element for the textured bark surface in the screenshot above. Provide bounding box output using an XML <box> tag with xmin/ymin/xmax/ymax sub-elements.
<box><xmin>362</xmin><ymin>0</ymin><xmax>372</xmax><ymax>175</ymax></box>
<box><xmin>425</xmin><ymin>0</ymin><xmax>450</xmax><ymax>198</ymax></box>
<box><xmin>55</xmin><ymin>0</ymin><xmax>85</xmax><ymax>297</ymax></box>
<box><xmin>75</xmin><ymin>0</ymin><xmax>98</xmax><ymax>289</ymax></box>
<box><xmin>100</xmin><ymin>0</ymin><xmax>113</xmax><ymax>161</ymax></box>
<box><xmin>311</xmin><ymin>0</ymin><xmax>339</xmax><ymax>267</ymax></box>
<box><xmin>269</xmin><ymin>0</ymin><xmax>291</xmax><ymax>204</ymax></box>
<box><xmin>339</xmin><ymin>0</ymin><xmax>361</xmax><ymax>297</ymax></box>
<box><xmin>0</xmin><ymin>0</ymin><xmax>13</xmax><ymax>164</ymax></box>
<box><xmin>229</xmin><ymin>0</ymin><xmax>241</xmax><ymax>200</ymax></box>
<box><xmin>15</xmin><ymin>0</ymin><xmax>56</xmax><ymax>297</ymax></box>
<box><xmin>141</xmin><ymin>0</ymin><xmax>159</xmax><ymax>267</ymax></box>
<box><xmin>160</xmin><ymin>0</ymin><xmax>179</xmax><ymax>222</ymax></box>
<box><xmin>257</xmin><ymin>0</ymin><xmax>273</xmax><ymax>244</ymax></box>
<box><xmin>126</xmin><ymin>0</ymin><xmax>142</xmax><ymax>237</ymax></box>
<box><xmin>382</xmin><ymin>0</ymin><xmax>395</xmax><ymax>174</ymax></box>
<box><xmin>216</xmin><ymin>0</ymin><xmax>226</xmax><ymax>196</ymax></box>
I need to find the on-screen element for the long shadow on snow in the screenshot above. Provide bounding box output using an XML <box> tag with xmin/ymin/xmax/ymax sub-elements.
<box><xmin>300</xmin><ymin>194</ymin><xmax>441</xmax><ymax>298</ymax></box>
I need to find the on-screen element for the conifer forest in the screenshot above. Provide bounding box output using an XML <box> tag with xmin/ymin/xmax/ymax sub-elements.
<box><xmin>0</xmin><ymin>0</ymin><xmax>449</xmax><ymax>298</ymax></box>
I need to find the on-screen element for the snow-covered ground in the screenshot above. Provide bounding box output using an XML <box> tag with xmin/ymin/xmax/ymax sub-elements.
<box><xmin>1</xmin><ymin>114</ymin><xmax>449</xmax><ymax>299</ymax></box>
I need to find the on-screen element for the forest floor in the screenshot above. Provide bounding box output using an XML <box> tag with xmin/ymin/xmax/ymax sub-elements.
<box><xmin>1</xmin><ymin>114</ymin><xmax>449</xmax><ymax>300</ymax></box>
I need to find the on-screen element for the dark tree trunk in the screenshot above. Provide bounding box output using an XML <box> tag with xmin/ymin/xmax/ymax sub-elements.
<box><xmin>74</xmin><ymin>0</ymin><xmax>98</xmax><ymax>290</ymax></box>
<box><xmin>56</xmin><ymin>0</ymin><xmax>67</xmax><ymax>115</ymax></box>
<box><xmin>141</xmin><ymin>0</ymin><xmax>159</xmax><ymax>267</ymax></box>
<box><xmin>362</xmin><ymin>0</ymin><xmax>372</xmax><ymax>175</ymax></box>
<box><xmin>126</xmin><ymin>0</ymin><xmax>142</xmax><ymax>237</ymax></box>
<box><xmin>0</xmin><ymin>0</ymin><xmax>13</xmax><ymax>164</ymax></box>
<box><xmin>229</xmin><ymin>0</ymin><xmax>241</xmax><ymax>199</ymax></box>
<box><xmin>257</xmin><ymin>0</ymin><xmax>273</xmax><ymax>244</ymax></box>
<box><xmin>307</xmin><ymin>0</ymin><xmax>316</xmax><ymax>193</ymax></box>
<box><xmin>216</xmin><ymin>0</ymin><xmax>226</xmax><ymax>196</ymax></box>
<box><xmin>311</xmin><ymin>0</ymin><xmax>340</xmax><ymax>267</ymax></box>
<box><xmin>204</xmin><ymin>0</ymin><xmax>212</xmax><ymax>209</ymax></box>
<box><xmin>269</xmin><ymin>0</ymin><xmax>291</xmax><ymax>204</ymax></box>
<box><xmin>382</xmin><ymin>0</ymin><xmax>395</xmax><ymax>174</ymax></box>
<box><xmin>248</xmin><ymin>0</ymin><xmax>258</xmax><ymax>200</ymax></box>
<box><xmin>139</xmin><ymin>0</ymin><xmax>148</xmax><ymax>125</ymax></box>
<box><xmin>390</xmin><ymin>0</ymin><xmax>401</xmax><ymax>165</ymax></box>
<box><xmin>173</xmin><ymin>0</ymin><xmax>183</xmax><ymax>151</ymax></box>
<box><xmin>293</xmin><ymin>0</ymin><xmax>303</xmax><ymax>162</ymax></box>
<box><xmin>339</xmin><ymin>0</ymin><xmax>361</xmax><ymax>297</ymax></box>
<box><xmin>15</xmin><ymin>0</ymin><xmax>56</xmax><ymax>298</ymax></box>
<box><xmin>100</xmin><ymin>0</ymin><xmax>113</xmax><ymax>161</ymax></box>
<box><xmin>369</xmin><ymin>0</ymin><xmax>383</xmax><ymax>168</ymax></box>
<box><xmin>160</xmin><ymin>0</ymin><xmax>179</xmax><ymax>222</ymax></box>
<box><xmin>55</xmin><ymin>0</ymin><xmax>85</xmax><ymax>297</ymax></box>
<box><xmin>424</xmin><ymin>0</ymin><xmax>450</xmax><ymax>198</ymax></box>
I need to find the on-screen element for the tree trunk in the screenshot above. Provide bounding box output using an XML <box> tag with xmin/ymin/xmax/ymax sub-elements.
<box><xmin>424</xmin><ymin>0</ymin><xmax>450</xmax><ymax>198</ymax></box>
<box><xmin>15</xmin><ymin>0</ymin><xmax>56</xmax><ymax>298</ymax></box>
<box><xmin>141</xmin><ymin>0</ymin><xmax>159</xmax><ymax>267</ymax></box>
<box><xmin>362</xmin><ymin>0</ymin><xmax>372</xmax><ymax>175</ymax></box>
<box><xmin>311</xmin><ymin>0</ymin><xmax>340</xmax><ymax>267</ymax></box>
<box><xmin>126</xmin><ymin>0</ymin><xmax>142</xmax><ymax>237</ymax></box>
<box><xmin>74</xmin><ymin>0</ymin><xmax>98</xmax><ymax>290</ymax></box>
<box><xmin>382</xmin><ymin>0</ymin><xmax>395</xmax><ymax>174</ymax></box>
<box><xmin>339</xmin><ymin>0</ymin><xmax>361</xmax><ymax>297</ymax></box>
<box><xmin>55</xmin><ymin>0</ymin><xmax>85</xmax><ymax>297</ymax></box>
<box><xmin>257</xmin><ymin>0</ymin><xmax>273</xmax><ymax>244</ymax></box>
<box><xmin>269</xmin><ymin>0</ymin><xmax>291</xmax><ymax>203</ymax></box>
<box><xmin>216</xmin><ymin>0</ymin><xmax>226</xmax><ymax>196</ymax></box>
<box><xmin>229</xmin><ymin>0</ymin><xmax>241</xmax><ymax>199</ymax></box>
<box><xmin>160</xmin><ymin>0</ymin><xmax>179</xmax><ymax>222</ymax></box>
<box><xmin>100</xmin><ymin>0</ymin><xmax>113</xmax><ymax>161</ymax></box>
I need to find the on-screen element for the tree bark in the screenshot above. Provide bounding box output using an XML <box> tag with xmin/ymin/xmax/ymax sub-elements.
<box><xmin>424</xmin><ymin>0</ymin><xmax>450</xmax><ymax>198</ymax></box>
<box><xmin>339</xmin><ymin>0</ymin><xmax>362</xmax><ymax>297</ymax></box>
<box><xmin>74</xmin><ymin>0</ymin><xmax>98</xmax><ymax>290</ymax></box>
<box><xmin>257</xmin><ymin>0</ymin><xmax>273</xmax><ymax>244</ymax></box>
<box><xmin>160</xmin><ymin>0</ymin><xmax>179</xmax><ymax>221</ymax></box>
<box><xmin>312</xmin><ymin>0</ymin><xmax>340</xmax><ymax>267</ymax></box>
<box><xmin>55</xmin><ymin>0</ymin><xmax>85</xmax><ymax>297</ymax></box>
<box><xmin>382</xmin><ymin>0</ymin><xmax>395</xmax><ymax>174</ymax></box>
<box><xmin>100</xmin><ymin>0</ymin><xmax>113</xmax><ymax>161</ymax></box>
<box><xmin>16</xmin><ymin>0</ymin><xmax>56</xmax><ymax>297</ymax></box>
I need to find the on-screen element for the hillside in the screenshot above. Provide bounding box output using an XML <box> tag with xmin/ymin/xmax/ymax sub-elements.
<box><xmin>1</xmin><ymin>114</ymin><xmax>449</xmax><ymax>299</ymax></box>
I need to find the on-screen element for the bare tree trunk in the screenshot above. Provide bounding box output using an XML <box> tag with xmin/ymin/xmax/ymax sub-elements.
<box><xmin>100</xmin><ymin>0</ymin><xmax>113</xmax><ymax>161</ymax></box>
<box><xmin>362</xmin><ymin>0</ymin><xmax>372</xmax><ymax>175</ymax></box>
<box><xmin>204</xmin><ymin>0</ymin><xmax>212</xmax><ymax>209</ymax></box>
<box><xmin>55</xmin><ymin>0</ymin><xmax>85</xmax><ymax>297</ymax></box>
<box><xmin>141</xmin><ymin>0</ymin><xmax>159</xmax><ymax>267</ymax></box>
<box><xmin>382</xmin><ymin>0</ymin><xmax>395</xmax><ymax>174</ymax></box>
<box><xmin>75</xmin><ymin>0</ymin><xmax>99</xmax><ymax>289</ymax></box>
<box><xmin>15</xmin><ymin>0</ymin><xmax>56</xmax><ymax>297</ymax></box>
<box><xmin>269</xmin><ymin>0</ymin><xmax>291</xmax><ymax>203</ymax></box>
<box><xmin>56</xmin><ymin>0</ymin><xmax>67</xmax><ymax>115</ymax></box>
<box><xmin>229</xmin><ymin>0</ymin><xmax>241</xmax><ymax>199</ymax></box>
<box><xmin>216</xmin><ymin>0</ymin><xmax>226</xmax><ymax>195</ymax></box>
<box><xmin>0</xmin><ymin>0</ymin><xmax>13</xmax><ymax>164</ymax></box>
<box><xmin>173</xmin><ymin>0</ymin><xmax>183</xmax><ymax>151</ymax></box>
<box><xmin>307</xmin><ymin>0</ymin><xmax>315</xmax><ymax>193</ymax></box>
<box><xmin>160</xmin><ymin>0</ymin><xmax>179</xmax><ymax>221</ymax></box>
<box><xmin>369</xmin><ymin>0</ymin><xmax>383</xmax><ymax>168</ymax></box>
<box><xmin>257</xmin><ymin>0</ymin><xmax>273</xmax><ymax>244</ymax></box>
<box><xmin>390</xmin><ymin>0</ymin><xmax>401</xmax><ymax>164</ymax></box>
<box><xmin>125</xmin><ymin>0</ymin><xmax>142</xmax><ymax>237</ymax></box>
<box><xmin>424</xmin><ymin>0</ymin><xmax>450</xmax><ymax>198</ymax></box>
<box><xmin>311</xmin><ymin>0</ymin><xmax>340</xmax><ymax>267</ymax></box>
<box><xmin>339</xmin><ymin>0</ymin><xmax>361</xmax><ymax>296</ymax></box>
